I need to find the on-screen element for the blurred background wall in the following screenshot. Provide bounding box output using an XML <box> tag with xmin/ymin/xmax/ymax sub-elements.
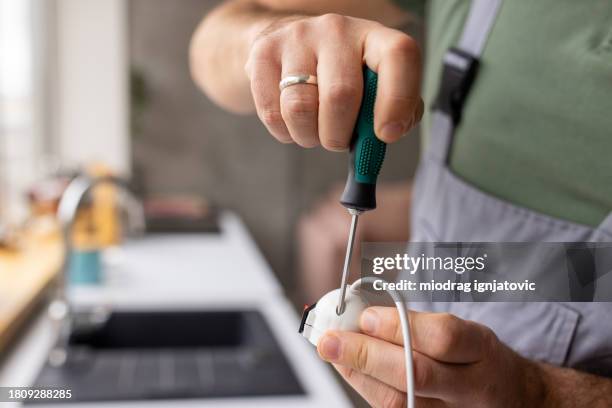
<box><xmin>127</xmin><ymin>0</ymin><xmax>421</xmax><ymax>293</ymax></box>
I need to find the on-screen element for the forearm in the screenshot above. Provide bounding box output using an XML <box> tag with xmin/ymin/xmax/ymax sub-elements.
<box><xmin>189</xmin><ymin>1</ymin><xmax>284</xmax><ymax>113</ymax></box>
<box><xmin>540</xmin><ymin>362</ymin><xmax>612</xmax><ymax>407</ymax></box>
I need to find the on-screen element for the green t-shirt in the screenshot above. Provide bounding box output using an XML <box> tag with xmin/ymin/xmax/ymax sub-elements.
<box><xmin>398</xmin><ymin>0</ymin><xmax>612</xmax><ymax>226</ymax></box>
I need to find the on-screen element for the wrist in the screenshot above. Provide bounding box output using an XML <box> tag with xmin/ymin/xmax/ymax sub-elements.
<box><xmin>527</xmin><ymin>361</ymin><xmax>572</xmax><ymax>408</ymax></box>
<box><xmin>519</xmin><ymin>359</ymin><xmax>551</xmax><ymax>408</ymax></box>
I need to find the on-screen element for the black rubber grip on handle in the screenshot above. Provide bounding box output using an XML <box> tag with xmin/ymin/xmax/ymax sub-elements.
<box><xmin>340</xmin><ymin>68</ymin><xmax>385</xmax><ymax>212</ymax></box>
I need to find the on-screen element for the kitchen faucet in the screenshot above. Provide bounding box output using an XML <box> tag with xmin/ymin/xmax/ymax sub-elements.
<box><xmin>47</xmin><ymin>175</ymin><xmax>145</xmax><ymax>366</ymax></box>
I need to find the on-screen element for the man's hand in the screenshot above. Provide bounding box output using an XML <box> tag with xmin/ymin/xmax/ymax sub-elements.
<box><xmin>245</xmin><ymin>13</ymin><xmax>423</xmax><ymax>150</ymax></box>
<box><xmin>191</xmin><ymin>1</ymin><xmax>422</xmax><ymax>144</ymax></box>
<box><xmin>317</xmin><ymin>306</ymin><xmax>547</xmax><ymax>407</ymax></box>
<box><xmin>191</xmin><ymin>0</ymin><xmax>416</xmax><ymax>114</ymax></box>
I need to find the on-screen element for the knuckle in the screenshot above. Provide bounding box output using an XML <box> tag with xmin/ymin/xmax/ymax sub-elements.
<box><xmin>392</xmin><ymin>318</ymin><xmax>404</xmax><ymax>343</ymax></box>
<box><xmin>323</xmin><ymin>82</ymin><xmax>359</xmax><ymax>106</ymax></box>
<box><xmin>381</xmin><ymin>390</ymin><xmax>406</xmax><ymax>408</ymax></box>
<box><xmin>287</xmin><ymin>19</ymin><xmax>309</xmax><ymax>40</ymax></box>
<box><xmin>432</xmin><ymin>313</ymin><xmax>462</xmax><ymax>355</ymax></box>
<box><xmin>413</xmin><ymin>357</ymin><xmax>432</xmax><ymax>390</ymax></box>
<box><xmin>343</xmin><ymin>367</ymin><xmax>358</xmax><ymax>381</ymax></box>
<box><xmin>320</xmin><ymin>136</ymin><xmax>348</xmax><ymax>151</ymax></box>
<box><xmin>479</xmin><ymin>324</ymin><xmax>499</xmax><ymax>355</ymax></box>
<box><xmin>282</xmin><ymin>93</ymin><xmax>318</xmax><ymax>119</ymax></box>
<box><xmin>385</xmin><ymin>34</ymin><xmax>419</xmax><ymax>58</ymax></box>
<box><xmin>373</xmin><ymin>307</ymin><xmax>401</xmax><ymax>339</ymax></box>
<box><xmin>354</xmin><ymin>343</ymin><xmax>371</xmax><ymax>372</ymax></box>
<box><xmin>259</xmin><ymin>108</ymin><xmax>284</xmax><ymax>128</ymax></box>
<box><xmin>317</xmin><ymin>13</ymin><xmax>348</xmax><ymax>33</ymax></box>
<box><xmin>295</xmin><ymin>138</ymin><xmax>319</xmax><ymax>148</ymax></box>
<box><xmin>439</xmin><ymin>313</ymin><xmax>461</xmax><ymax>335</ymax></box>
<box><xmin>246</xmin><ymin>46</ymin><xmax>278</xmax><ymax>79</ymax></box>
<box><xmin>249</xmin><ymin>37</ymin><xmax>276</xmax><ymax>61</ymax></box>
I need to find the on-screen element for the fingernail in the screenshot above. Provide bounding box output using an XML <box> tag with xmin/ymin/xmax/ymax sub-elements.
<box><xmin>361</xmin><ymin>309</ymin><xmax>378</xmax><ymax>334</ymax></box>
<box><xmin>319</xmin><ymin>334</ymin><xmax>341</xmax><ymax>361</ymax></box>
<box><xmin>380</xmin><ymin>122</ymin><xmax>407</xmax><ymax>140</ymax></box>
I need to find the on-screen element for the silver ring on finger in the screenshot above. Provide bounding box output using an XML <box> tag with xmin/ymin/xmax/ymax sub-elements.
<box><xmin>279</xmin><ymin>74</ymin><xmax>318</xmax><ymax>91</ymax></box>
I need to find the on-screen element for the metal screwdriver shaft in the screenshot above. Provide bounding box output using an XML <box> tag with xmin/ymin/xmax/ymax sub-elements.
<box><xmin>336</xmin><ymin>209</ymin><xmax>361</xmax><ymax>315</ymax></box>
<box><xmin>336</xmin><ymin>68</ymin><xmax>386</xmax><ymax>315</ymax></box>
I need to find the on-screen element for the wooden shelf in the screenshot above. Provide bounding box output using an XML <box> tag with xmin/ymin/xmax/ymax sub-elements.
<box><xmin>0</xmin><ymin>226</ymin><xmax>63</xmax><ymax>352</ymax></box>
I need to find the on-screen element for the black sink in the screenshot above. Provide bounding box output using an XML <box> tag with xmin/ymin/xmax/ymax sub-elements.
<box><xmin>31</xmin><ymin>310</ymin><xmax>304</xmax><ymax>403</ymax></box>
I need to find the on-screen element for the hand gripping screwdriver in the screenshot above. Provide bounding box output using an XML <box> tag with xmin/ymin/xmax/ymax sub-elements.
<box><xmin>336</xmin><ymin>68</ymin><xmax>386</xmax><ymax>315</ymax></box>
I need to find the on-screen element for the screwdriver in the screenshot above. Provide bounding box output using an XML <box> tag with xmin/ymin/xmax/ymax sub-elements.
<box><xmin>336</xmin><ymin>68</ymin><xmax>386</xmax><ymax>315</ymax></box>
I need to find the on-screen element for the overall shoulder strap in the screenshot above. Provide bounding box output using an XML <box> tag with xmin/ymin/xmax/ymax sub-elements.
<box><xmin>459</xmin><ymin>0</ymin><xmax>503</xmax><ymax>56</ymax></box>
<box><xmin>428</xmin><ymin>0</ymin><xmax>503</xmax><ymax>163</ymax></box>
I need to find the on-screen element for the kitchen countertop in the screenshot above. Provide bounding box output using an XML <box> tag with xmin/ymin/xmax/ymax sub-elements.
<box><xmin>0</xmin><ymin>212</ymin><xmax>352</xmax><ymax>407</ymax></box>
<box><xmin>0</xmin><ymin>224</ymin><xmax>63</xmax><ymax>352</ymax></box>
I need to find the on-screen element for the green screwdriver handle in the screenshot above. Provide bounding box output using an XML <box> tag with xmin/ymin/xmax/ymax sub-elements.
<box><xmin>340</xmin><ymin>68</ymin><xmax>386</xmax><ymax>212</ymax></box>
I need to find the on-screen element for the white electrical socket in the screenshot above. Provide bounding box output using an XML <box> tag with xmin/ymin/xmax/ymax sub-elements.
<box><xmin>299</xmin><ymin>286</ymin><xmax>369</xmax><ymax>346</ymax></box>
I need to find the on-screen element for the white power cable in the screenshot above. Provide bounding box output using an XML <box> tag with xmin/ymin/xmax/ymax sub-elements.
<box><xmin>350</xmin><ymin>277</ymin><xmax>415</xmax><ymax>408</ymax></box>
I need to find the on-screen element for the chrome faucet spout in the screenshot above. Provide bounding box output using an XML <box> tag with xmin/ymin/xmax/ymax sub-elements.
<box><xmin>48</xmin><ymin>175</ymin><xmax>145</xmax><ymax>367</ymax></box>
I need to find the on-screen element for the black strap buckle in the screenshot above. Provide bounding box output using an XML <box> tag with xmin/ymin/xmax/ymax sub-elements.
<box><xmin>433</xmin><ymin>47</ymin><xmax>480</xmax><ymax>125</ymax></box>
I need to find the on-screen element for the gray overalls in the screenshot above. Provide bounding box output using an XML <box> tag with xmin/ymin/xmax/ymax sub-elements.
<box><xmin>411</xmin><ymin>0</ymin><xmax>612</xmax><ymax>377</ymax></box>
